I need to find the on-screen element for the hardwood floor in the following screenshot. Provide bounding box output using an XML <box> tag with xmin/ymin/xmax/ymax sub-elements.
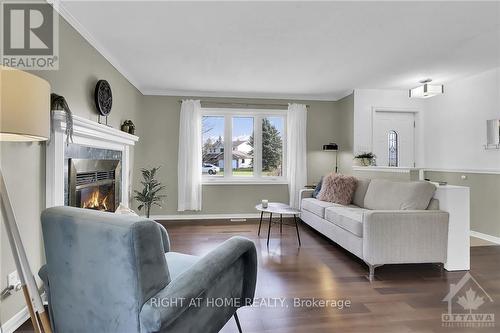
<box><xmin>15</xmin><ymin>218</ymin><xmax>500</xmax><ymax>332</ymax></box>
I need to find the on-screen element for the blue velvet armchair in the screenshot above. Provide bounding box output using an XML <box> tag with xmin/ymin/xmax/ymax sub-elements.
<box><xmin>39</xmin><ymin>206</ymin><xmax>257</xmax><ymax>333</ymax></box>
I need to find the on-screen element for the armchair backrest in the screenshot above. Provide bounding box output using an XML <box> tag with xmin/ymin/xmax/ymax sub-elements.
<box><xmin>41</xmin><ymin>206</ymin><xmax>170</xmax><ymax>333</ymax></box>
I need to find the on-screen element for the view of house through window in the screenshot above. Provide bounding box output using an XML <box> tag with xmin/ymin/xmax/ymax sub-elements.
<box><xmin>232</xmin><ymin>117</ymin><xmax>254</xmax><ymax>176</ymax></box>
<box><xmin>202</xmin><ymin>111</ymin><xmax>285</xmax><ymax>181</ymax></box>
<box><xmin>202</xmin><ymin>116</ymin><xmax>224</xmax><ymax>176</ymax></box>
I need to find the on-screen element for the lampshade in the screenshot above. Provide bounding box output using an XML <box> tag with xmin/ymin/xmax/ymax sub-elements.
<box><xmin>322</xmin><ymin>143</ymin><xmax>338</xmax><ymax>151</ymax></box>
<box><xmin>1</xmin><ymin>66</ymin><xmax>50</xmax><ymax>141</ymax></box>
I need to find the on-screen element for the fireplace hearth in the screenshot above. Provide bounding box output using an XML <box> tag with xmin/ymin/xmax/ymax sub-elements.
<box><xmin>68</xmin><ymin>159</ymin><xmax>121</xmax><ymax>212</ymax></box>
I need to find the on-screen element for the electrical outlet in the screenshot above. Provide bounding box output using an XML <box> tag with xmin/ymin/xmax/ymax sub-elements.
<box><xmin>8</xmin><ymin>271</ymin><xmax>20</xmax><ymax>288</ymax></box>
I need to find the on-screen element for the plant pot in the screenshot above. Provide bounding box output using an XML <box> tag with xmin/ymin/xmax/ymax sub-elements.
<box><xmin>354</xmin><ymin>158</ymin><xmax>372</xmax><ymax>166</ymax></box>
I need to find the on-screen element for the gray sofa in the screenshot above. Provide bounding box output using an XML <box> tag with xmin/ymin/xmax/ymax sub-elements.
<box><xmin>39</xmin><ymin>206</ymin><xmax>257</xmax><ymax>333</ymax></box>
<box><xmin>300</xmin><ymin>178</ymin><xmax>449</xmax><ymax>281</ymax></box>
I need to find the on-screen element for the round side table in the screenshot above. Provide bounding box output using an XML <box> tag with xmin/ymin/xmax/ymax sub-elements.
<box><xmin>255</xmin><ymin>202</ymin><xmax>301</xmax><ymax>247</ymax></box>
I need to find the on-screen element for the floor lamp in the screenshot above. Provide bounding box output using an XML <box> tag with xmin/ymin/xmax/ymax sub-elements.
<box><xmin>322</xmin><ymin>143</ymin><xmax>339</xmax><ymax>173</ymax></box>
<box><xmin>0</xmin><ymin>66</ymin><xmax>53</xmax><ymax>333</ymax></box>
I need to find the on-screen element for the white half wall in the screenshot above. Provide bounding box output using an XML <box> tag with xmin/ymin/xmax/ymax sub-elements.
<box><xmin>423</xmin><ymin>67</ymin><xmax>500</xmax><ymax>171</ymax></box>
<box><xmin>353</xmin><ymin>89</ymin><xmax>424</xmax><ymax>166</ymax></box>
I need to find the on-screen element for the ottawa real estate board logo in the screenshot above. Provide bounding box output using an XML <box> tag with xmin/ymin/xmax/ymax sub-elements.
<box><xmin>442</xmin><ymin>272</ymin><xmax>495</xmax><ymax>328</ymax></box>
<box><xmin>1</xmin><ymin>0</ymin><xmax>59</xmax><ymax>70</ymax></box>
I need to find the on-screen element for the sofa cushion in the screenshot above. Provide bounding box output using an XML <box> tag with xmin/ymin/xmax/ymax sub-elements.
<box><xmin>352</xmin><ymin>178</ymin><xmax>371</xmax><ymax>208</ymax></box>
<box><xmin>317</xmin><ymin>173</ymin><xmax>358</xmax><ymax>205</ymax></box>
<box><xmin>325</xmin><ymin>205</ymin><xmax>367</xmax><ymax>237</ymax></box>
<box><xmin>427</xmin><ymin>198</ymin><xmax>440</xmax><ymax>210</ymax></box>
<box><xmin>301</xmin><ymin>198</ymin><xmax>336</xmax><ymax>218</ymax></box>
<box><xmin>364</xmin><ymin>179</ymin><xmax>436</xmax><ymax>210</ymax></box>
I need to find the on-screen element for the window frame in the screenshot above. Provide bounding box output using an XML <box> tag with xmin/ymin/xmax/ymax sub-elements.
<box><xmin>201</xmin><ymin>108</ymin><xmax>287</xmax><ymax>184</ymax></box>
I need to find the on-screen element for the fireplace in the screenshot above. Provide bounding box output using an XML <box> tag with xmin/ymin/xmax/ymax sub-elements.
<box><xmin>68</xmin><ymin>159</ymin><xmax>121</xmax><ymax>212</ymax></box>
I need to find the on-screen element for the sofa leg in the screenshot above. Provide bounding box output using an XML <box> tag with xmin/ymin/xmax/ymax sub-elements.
<box><xmin>234</xmin><ymin>312</ymin><xmax>243</xmax><ymax>333</ymax></box>
<box><xmin>367</xmin><ymin>264</ymin><xmax>382</xmax><ymax>282</ymax></box>
<box><xmin>435</xmin><ymin>262</ymin><xmax>445</xmax><ymax>275</ymax></box>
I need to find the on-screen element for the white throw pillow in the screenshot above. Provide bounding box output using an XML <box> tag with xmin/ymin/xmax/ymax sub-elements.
<box><xmin>115</xmin><ymin>203</ymin><xmax>139</xmax><ymax>216</ymax></box>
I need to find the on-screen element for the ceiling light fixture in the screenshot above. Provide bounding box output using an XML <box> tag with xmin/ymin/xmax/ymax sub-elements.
<box><xmin>409</xmin><ymin>79</ymin><xmax>444</xmax><ymax>98</ymax></box>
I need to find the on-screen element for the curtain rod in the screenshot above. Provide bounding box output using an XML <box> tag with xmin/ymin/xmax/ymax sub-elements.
<box><xmin>177</xmin><ymin>100</ymin><xmax>310</xmax><ymax>109</ymax></box>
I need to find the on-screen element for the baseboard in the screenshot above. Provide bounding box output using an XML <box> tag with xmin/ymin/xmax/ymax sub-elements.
<box><xmin>149</xmin><ymin>213</ymin><xmax>262</xmax><ymax>221</ymax></box>
<box><xmin>1</xmin><ymin>306</ymin><xmax>28</xmax><ymax>333</ymax></box>
<box><xmin>470</xmin><ymin>230</ymin><xmax>500</xmax><ymax>245</ymax></box>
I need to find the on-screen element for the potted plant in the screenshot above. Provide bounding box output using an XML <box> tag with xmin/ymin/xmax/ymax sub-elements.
<box><xmin>134</xmin><ymin>167</ymin><xmax>167</xmax><ymax>218</ymax></box>
<box><xmin>354</xmin><ymin>152</ymin><xmax>376</xmax><ymax>166</ymax></box>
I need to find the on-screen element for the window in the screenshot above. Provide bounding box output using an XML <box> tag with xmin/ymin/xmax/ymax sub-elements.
<box><xmin>232</xmin><ymin>117</ymin><xmax>254</xmax><ymax>177</ymax></box>
<box><xmin>388</xmin><ymin>130</ymin><xmax>398</xmax><ymax>167</ymax></box>
<box><xmin>202</xmin><ymin>109</ymin><xmax>286</xmax><ymax>182</ymax></box>
<box><xmin>202</xmin><ymin>116</ymin><xmax>224</xmax><ymax>176</ymax></box>
<box><xmin>261</xmin><ymin>116</ymin><xmax>284</xmax><ymax>176</ymax></box>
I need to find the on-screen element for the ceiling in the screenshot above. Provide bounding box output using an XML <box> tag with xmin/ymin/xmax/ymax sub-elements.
<box><xmin>57</xmin><ymin>1</ymin><xmax>500</xmax><ymax>100</ymax></box>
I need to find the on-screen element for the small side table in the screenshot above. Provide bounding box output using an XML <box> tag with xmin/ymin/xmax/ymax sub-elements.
<box><xmin>255</xmin><ymin>202</ymin><xmax>301</xmax><ymax>247</ymax></box>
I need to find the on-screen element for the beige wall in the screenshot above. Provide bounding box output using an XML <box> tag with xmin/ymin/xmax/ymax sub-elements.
<box><xmin>134</xmin><ymin>96</ymin><xmax>354</xmax><ymax>216</ymax></box>
<box><xmin>0</xmin><ymin>16</ymin><xmax>142</xmax><ymax>325</ymax></box>
<box><xmin>336</xmin><ymin>94</ymin><xmax>354</xmax><ymax>175</ymax></box>
<box><xmin>351</xmin><ymin>169</ymin><xmax>420</xmax><ymax>181</ymax></box>
<box><xmin>425</xmin><ymin>171</ymin><xmax>500</xmax><ymax>238</ymax></box>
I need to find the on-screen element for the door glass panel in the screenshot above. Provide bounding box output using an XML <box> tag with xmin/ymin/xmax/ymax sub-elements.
<box><xmin>388</xmin><ymin>130</ymin><xmax>398</xmax><ymax>167</ymax></box>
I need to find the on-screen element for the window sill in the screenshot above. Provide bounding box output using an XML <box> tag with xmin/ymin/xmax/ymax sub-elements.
<box><xmin>202</xmin><ymin>178</ymin><xmax>288</xmax><ymax>185</ymax></box>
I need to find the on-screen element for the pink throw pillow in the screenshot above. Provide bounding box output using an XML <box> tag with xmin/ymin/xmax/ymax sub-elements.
<box><xmin>317</xmin><ymin>173</ymin><xmax>358</xmax><ymax>205</ymax></box>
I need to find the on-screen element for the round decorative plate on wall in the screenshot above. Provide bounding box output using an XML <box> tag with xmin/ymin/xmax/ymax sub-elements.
<box><xmin>94</xmin><ymin>80</ymin><xmax>113</xmax><ymax>116</ymax></box>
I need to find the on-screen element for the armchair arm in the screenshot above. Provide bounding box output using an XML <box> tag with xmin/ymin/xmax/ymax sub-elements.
<box><xmin>299</xmin><ymin>189</ymin><xmax>314</xmax><ymax>209</ymax></box>
<box><xmin>157</xmin><ymin>223</ymin><xmax>170</xmax><ymax>253</ymax></box>
<box><xmin>363</xmin><ymin>210</ymin><xmax>449</xmax><ymax>265</ymax></box>
<box><xmin>140</xmin><ymin>236</ymin><xmax>257</xmax><ymax>332</ymax></box>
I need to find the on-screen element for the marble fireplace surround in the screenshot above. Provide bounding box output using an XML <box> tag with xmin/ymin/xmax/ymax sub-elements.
<box><xmin>46</xmin><ymin>111</ymin><xmax>139</xmax><ymax>209</ymax></box>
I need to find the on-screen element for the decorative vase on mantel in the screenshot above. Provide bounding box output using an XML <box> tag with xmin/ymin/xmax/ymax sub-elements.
<box><xmin>121</xmin><ymin>120</ymin><xmax>136</xmax><ymax>135</ymax></box>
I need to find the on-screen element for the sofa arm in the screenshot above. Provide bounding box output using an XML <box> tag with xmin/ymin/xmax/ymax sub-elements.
<box><xmin>362</xmin><ymin>210</ymin><xmax>449</xmax><ymax>266</ymax></box>
<box><xmin>299</xmin><ymin>189</ymin><xmax>314</xmax><ymax>209</ymax></box>
<box><xmin>140</xmin><ymin>236</ymin><xmax>257</xmax><ymax>332</ymax></box>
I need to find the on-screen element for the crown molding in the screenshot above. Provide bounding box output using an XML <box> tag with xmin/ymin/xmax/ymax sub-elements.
<box><xmin>142</xmin><ymin>88</ymin><xmax>349</xmax><ymax>102</ymax></box>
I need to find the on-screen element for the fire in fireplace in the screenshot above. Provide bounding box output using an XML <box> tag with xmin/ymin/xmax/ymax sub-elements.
<box><xmin>81</xmin><ymin>184</ymin><xmax>114</xmax><ymax>211</ymax></box>
<box><xmin>68</xmin><ymin>159</ymin><xmax>121</xmax><ymax>212</ymax></box>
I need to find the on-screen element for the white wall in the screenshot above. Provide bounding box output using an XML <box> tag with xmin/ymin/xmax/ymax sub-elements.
<box><xmin>353</xmin><ymin>89</ymin><xmax>424</xmax><ymax>166</ymax></box>
<box><xmin>423</xmin><ymin>68</ymin><xmax>500</xmax><ymax>171</ymax></box>
<box><xmin>353</xmin><ymin>68</ymin><xmax>500</xmax><ymax>172</ymax></box>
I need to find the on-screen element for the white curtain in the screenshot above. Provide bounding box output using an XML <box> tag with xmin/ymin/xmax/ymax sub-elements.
<box><xmin>177</xmin><ymin>100</ymin><xmax>202</xmax><ymax>211</ymax></box>
<box><xmin>287</xmin><ymin>103</ymin><xmax>308</xmax><ymax>209</ymax></box>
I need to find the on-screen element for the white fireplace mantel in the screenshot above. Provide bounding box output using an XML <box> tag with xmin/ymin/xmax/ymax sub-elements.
<box><xmin>46</xmin><ymin>111</ymin><xmax>139</xmax><ymax>209</ymax></box>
